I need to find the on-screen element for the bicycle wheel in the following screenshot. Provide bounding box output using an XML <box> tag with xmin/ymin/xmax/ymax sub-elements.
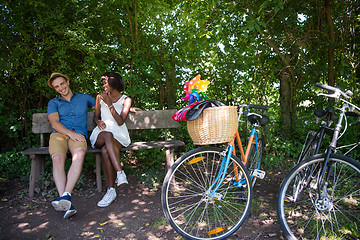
<box><xmin>246</xmin><ymin>138</ymin><xmax>263</xmax><ymax>187</ymax></box>
<box><xmin>162</xmin><ymin>147</ymin><xmax>253</xmax><ymax>240</ymax></box>
<box><xmin>277</xmin><ymin>154</ymin><xmax>360</xmax><ymax>240</ymax></box>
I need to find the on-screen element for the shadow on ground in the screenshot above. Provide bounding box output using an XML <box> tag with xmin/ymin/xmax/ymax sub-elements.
<box><xmin>0</xmin><ymin>173</ymin><xmax>284</xmax><ymax>240</ymax></box>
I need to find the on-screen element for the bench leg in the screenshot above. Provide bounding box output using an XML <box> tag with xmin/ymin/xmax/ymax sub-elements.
<box><xmin>165</xmin><ymin>147</ymin><xmax>175</xmax><ymax>173</ymax></box>
<box><xmin>96</xmin><ymin>154</ymin><xmax>102</xmax><ymax>193</ymax></box>
<box><xmin>29</xmin><ymin>155</ymin><xmax>45</xmax><ymax>198</ymax></box>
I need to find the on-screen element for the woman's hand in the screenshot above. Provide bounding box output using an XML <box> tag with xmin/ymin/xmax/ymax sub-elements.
<box><xmin>100</xmin><ymin>91</ymin><xmax>112</xmax><ymax>107</ymax></box>
<box><xmin>130</xmin><ymin>107</ymin><xmax>142</xmax><ymax>113</ymax></box>
<box><xmin>97</xmin><ymin>120</ymin><xmax>107</xmax><ymax>130</ymax></box>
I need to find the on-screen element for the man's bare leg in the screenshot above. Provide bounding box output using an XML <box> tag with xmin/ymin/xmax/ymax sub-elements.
<box><xmin>64</xmin><ymin>147</ymin><xmax>86</xmax><ymax>194</ymax></box>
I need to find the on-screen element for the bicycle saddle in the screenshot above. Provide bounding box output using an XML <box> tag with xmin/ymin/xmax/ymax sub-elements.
<box><xmin>345</xmin><ymin>111</ymin><xmax>360</xmax><ymax>118</ymax></box>
<box><xmin>314</xmin><ymin>109</ymin><xmax>339</xmax><ymax>122</ymax></box>
<box><xmin>248</xmin><ymin>114</ymin><xmax>269</xmax><ymax>126</ymax></box>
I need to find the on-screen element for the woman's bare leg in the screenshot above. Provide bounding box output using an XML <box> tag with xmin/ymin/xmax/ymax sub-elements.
<box><xmin>95</xmin><ymin>132</ymin><xmax>123</xmax><ymax>171</ymax></box>
<box><xmin>100</xmin><ymin>146</ymin><xmax>115</xmax><ymax>188</ymax></box>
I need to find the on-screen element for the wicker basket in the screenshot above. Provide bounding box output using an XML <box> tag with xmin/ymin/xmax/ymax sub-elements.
<box><xmin>187</xmin><ymin>106</ymin><xmax>238</xmax><ymax>145</ymax></box>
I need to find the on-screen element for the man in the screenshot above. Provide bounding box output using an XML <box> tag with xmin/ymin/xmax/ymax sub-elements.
<box><xmin>47</xmin><ymin>72</ymin><xmax>95</xmax><ymax>219</ymax></box>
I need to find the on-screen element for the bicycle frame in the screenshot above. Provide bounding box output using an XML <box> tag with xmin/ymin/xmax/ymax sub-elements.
<box><xmin>231</xmin><ymin>128</ymin><xmax>258</xmax><ymax>166</ymax></box>
<box><xmin>207</xmin><ymin>106</ymin><xmax>266</xmax><ymax>197</ymax></box>
<box><xmin>208</xmin><ymin>127</ymin><xmax>260</xmax><ymax>197</ymax></box>
<box><xmin>298</xmin><ymin>120</ymin><xmax>331</xmax><ymax>163</ymax></box>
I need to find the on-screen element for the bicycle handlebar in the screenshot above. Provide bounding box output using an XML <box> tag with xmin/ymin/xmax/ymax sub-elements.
<box><xmin>248</xmin><ymin>104</ymin><xmax>269</xmax><ymax>110</ymax></box>
<box><xmin>316</xmin><ymin>83</ymin><xmax>339</xmax><ymax>93</ymax></box>
<box><xmin>316</xmin><ymin>83</ymin><xmax>351</xmax><ymax>100</ymax></box>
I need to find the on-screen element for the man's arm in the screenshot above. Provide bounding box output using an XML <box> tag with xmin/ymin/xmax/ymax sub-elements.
<box><xmin>48</xmin><ymin>112</ymin><xmax>86</xmax><ymax>142</ymax></box>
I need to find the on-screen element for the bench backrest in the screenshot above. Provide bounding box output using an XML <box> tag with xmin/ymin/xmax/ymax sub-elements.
<box><xmin>32</xmin><ymin>110</ymin><xmax>178</xmax><ymax>134</ymax></box>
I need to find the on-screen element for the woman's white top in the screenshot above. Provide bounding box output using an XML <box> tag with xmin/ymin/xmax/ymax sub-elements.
<box><xmin>90</xmin><ymin>95</ymin><xmax>131</xmax><ymax>148</ymax></box>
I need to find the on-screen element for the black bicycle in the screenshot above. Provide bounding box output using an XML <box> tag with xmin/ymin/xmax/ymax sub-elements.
<box><xmin>277</xmin><ymin>83</ymin><xmax>360</xmax><ymax>240</ymax></box>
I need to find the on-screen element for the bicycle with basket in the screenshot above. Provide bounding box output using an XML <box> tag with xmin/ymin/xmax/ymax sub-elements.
<box><xmin>161</xmin><ymin>101</ymin><xmax>269</xmax><ymax>240</ymax></box>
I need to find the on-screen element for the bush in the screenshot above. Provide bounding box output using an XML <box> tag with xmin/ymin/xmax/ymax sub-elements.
<box><xmin>0</xmin><ymin>151</ymin><xmax>31</xmax><ymax>181</ymax></box>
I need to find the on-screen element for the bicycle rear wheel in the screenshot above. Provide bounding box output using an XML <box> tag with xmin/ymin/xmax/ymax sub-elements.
<box><xmin>277</xmin><ymin>154</ymin><xmax>360</xmax><ymax>240</ymax></box>
<box><xmin>246</xmin><ymin>138</ymin><xmax>263</xmax><ymax>187</ymax></box>
<box><xmin>162</xmin><ymin>147</ymin><xmax>252</xmax><ymax>240</ymax></box>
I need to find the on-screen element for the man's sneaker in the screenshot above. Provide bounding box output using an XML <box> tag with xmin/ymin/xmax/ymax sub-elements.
<box><xmin>115</xmin><ymin>171</ymin><xmax>128</xmax><ymax>186</ymax></box>
<box><xmin>63</xmin><ymin>204</ymin><xmax>77</xmax><ymax>219</ymax></box>
<box><xmin>51</xmin><ymin>194</ymin><xmax>71</xmax><ymax>211</ymax></box>
<box><xmin>97</xmin><ymin>188</ymin><xmax>116</xmax><ymax>207</ymax></box>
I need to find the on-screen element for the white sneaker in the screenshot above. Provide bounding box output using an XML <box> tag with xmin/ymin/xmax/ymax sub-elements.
<box><xmin>115</xmin><ymin>171</ymin><xmax>128</xmax><ymax>186</ymax></box>
<box><xmin>97</xmin><ymin>188</ymin><xmax>116</xmax><ymax>207</ymax></box>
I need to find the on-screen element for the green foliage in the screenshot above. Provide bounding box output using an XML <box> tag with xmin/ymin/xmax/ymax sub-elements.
<box><xmin>0</xmin><ymin>102</ymin><xmax>21</xmax><ymax>151</ymax></box>
<box><xmin>37</xmin><ymin>171</ymin><xmax>58</xmax><ymax>199</ymax></box>
<box><xmin>0</xmin><ymin>0</ymin><xmax>359</xmax><ymax>186</ymax></box>
<box><xmin>135</xmin><ymin>167</ymin><xmax>166</xmax><ymax>189</ymax></box>
<box><xmin>0</xmin><ymin>151</ymin><xmax>31</xmax><ymax>180</ymax></box>
<box><xmin>262</xmin><ymin>135</ymin><xmax>301</xmax><ymax>172</ymax></box>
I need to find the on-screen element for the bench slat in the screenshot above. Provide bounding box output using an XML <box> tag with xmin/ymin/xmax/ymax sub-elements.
<box><xmin>21</xmin><ymin>140</ymin><xmax>185</xmax><ymax>155</ymax></box>
<box><xmin>95</xmin><ymin>140</ymin><xmax>184</xmax><ymax>151</ymax></box>
<box><xmin>32</xmin><ymin>110</ymin><xmax>179</xmax><ymax>134</ymax></box>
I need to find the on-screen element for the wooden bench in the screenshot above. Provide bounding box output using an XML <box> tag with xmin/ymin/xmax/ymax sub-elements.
<box><xmin>21</xmin><ymin>110</ymin><xmax>185</xmax><ymax>197</ymax></box>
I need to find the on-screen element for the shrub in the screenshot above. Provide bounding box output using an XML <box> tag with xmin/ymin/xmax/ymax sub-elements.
<box><xmin>0</xmin><ymin>151</ymin><xmax>31</xmax><ymax>181</ymax></box>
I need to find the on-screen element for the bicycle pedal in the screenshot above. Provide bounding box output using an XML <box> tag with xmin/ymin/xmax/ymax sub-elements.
<box><xmin>253</xmin><ymin>169</ymin><xmax>266</xmax><ymax>179</ymax></box>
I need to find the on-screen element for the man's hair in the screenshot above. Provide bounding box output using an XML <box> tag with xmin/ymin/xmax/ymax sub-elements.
<box><xmin>101</xmin><ymin>72</ymin><xmax>125</xmax><ymax>92</ymax></box>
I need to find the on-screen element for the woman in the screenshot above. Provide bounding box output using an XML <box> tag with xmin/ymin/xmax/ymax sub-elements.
<box><xmin>90</xmin><ymin>72</ymin><xmax>132</xmax><ymax>207</ymax></box>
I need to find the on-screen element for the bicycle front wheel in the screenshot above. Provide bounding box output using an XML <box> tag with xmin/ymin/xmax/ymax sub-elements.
<box><xmin>162</xmin><ymin>147</ymin><xmax>253</xmax><ymax>240</ymax></box>
<box><xmin>277</xmin><ymin>154</ymin><xmax>360</xmax><ymax>240</ymax></box>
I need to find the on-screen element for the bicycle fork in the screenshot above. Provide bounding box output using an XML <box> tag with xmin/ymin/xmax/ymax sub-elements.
<box><xmin>208</xmin><ymin>145</ymin><xmax>234</xmax><ymax>199</ymax></box>
<box><xmin>207</xmin><ymin>144</ymin><xmax>250</xmax><ymax>199</ymax></box>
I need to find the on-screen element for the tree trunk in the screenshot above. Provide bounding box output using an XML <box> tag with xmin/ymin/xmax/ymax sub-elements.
<box><xmin>325</xmin><ymin>0</ymin><xmax>336</xmax><ymax>86</ymax></box>
<box><xmin>279</xmin><ymin>70</ymin><xmax>294</xmax><ymax>138</ymax></box>
<box><xmin>165</xmin><ymin>59</ymin><xmax>177</xmax><ymax>109</ymax></box>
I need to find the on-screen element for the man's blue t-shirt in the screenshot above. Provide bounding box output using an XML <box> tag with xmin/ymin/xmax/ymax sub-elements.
<box><xmin>47</xmin><ymin>92</ymin><xmax>96</xmax><ymax>137</ymax></box>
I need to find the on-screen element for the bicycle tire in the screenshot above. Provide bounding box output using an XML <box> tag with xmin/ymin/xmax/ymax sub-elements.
<box><xmin>246</xmin><ymin>138</ymin><xmax>263</xmax><ymax>187</ymax></box>
<box><xmin>161</xmin><ymin>147</ymin><xmax>253</xmax><ymax>240</ymax></box>
<box><xmin>277</xmin><ymin>154</ymin><xmax>360</xmax><ymax>240</ymax></box>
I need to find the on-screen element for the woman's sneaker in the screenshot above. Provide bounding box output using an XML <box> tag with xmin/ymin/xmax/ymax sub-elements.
<box><xmin>97</xmin><ymin>188</ymin><xmax>116</xmax><ymax>207</ymax></box>
<box><xmin>52</xmin><ymin>194</ymin><xmax>71</xmax><ymax>211</ymax></box>
<box><xmin>63</xmin><ymin>204</ymin><xmax>77</xmax><ymax>219</ymax></box>
<box><xmin>115</xmin><ymin>171</ymin><xmax>128</xmax><ymax>186</ymax></box>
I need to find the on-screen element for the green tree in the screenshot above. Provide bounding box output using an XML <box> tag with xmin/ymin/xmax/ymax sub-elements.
<box><xmin>244</xmin><ymin>0</ymin><xmax>359</xmax><ymax>138</ymax></box>
<box><xmin>0</xmin><ymin>0</ymin><xmax>358</xmax><ymax>160</ymax></box>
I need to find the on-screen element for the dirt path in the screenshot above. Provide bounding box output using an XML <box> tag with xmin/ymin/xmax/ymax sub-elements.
<box><xmin>0</xmin><ymin>173</ymin><xmax>285</xmax><ymax>240</ymax></box>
